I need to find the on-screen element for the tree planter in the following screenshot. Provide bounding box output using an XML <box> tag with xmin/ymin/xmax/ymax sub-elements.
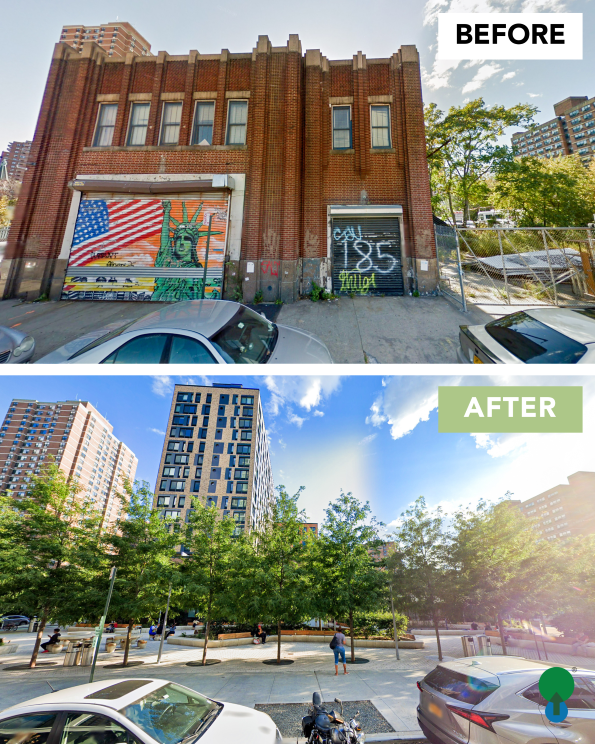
<box><xmin>105</xmin><ymin>642</ymin><xmax>117</xmax><ymax>653</ymax></box>
<box><xmin>137</xmin><ymin>639</ymin><xmax>147</xmax><ymax>648</ymax></box>
<box><xmin>48</xmin><ymin>644</ymin><xmax>63</xmax><ymax>654</ymax></box>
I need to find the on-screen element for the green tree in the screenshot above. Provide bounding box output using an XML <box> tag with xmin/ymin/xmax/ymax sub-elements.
<box><xmin>313</xmin><ymin>492</ymin><xmax>386</xmax><ymax>662</ymax></box>
<box><xmin>181</xmin><ymin>500</ymin><xmax>238</xmax><ymax>665</ymax></box>
<box><xmin>388</xmin><ymin>496</ymin><xmax>453</xmax><ymax>661</ymax></box>
<box><xmin>108</xmin><ymin>480</ymin><xmax>179</xmax><ymax>666</ymax></box>
<box><xmin>0</xmin><ymin>462</ymin><xmax>106</xmax><ymax>667</ymax></box>
<box><xmin>549</xmin><ymin>534</ymin><xmax>595</xmax><ymax>637</ymax></box>
<box><xmin>451</xmin><ymin>499</ymin><xmax>563</xmax><ymax>652</ymax></box>
<box><xmin>425</xmin><ymin>99</ymin><xmax>536</xmax><ymax>223</ymax></box>
<box><xmin>493</xmin><ymin>155</ymin><xmax>595</xmax><ymax>226</ymax></box>
<box><xmin>236</xmin><ymin>486</ymin><xmax>312</xmax><ymax>663</ymax></box>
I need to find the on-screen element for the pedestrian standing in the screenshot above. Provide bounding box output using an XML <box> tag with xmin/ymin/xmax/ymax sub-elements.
<box><xmin>330</xmin><ymin>630</ymin><xmax>348</xmax><ymax>675</ymax></box>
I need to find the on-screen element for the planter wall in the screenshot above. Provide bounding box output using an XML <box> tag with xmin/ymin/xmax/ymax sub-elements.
<box><xmin>0</xmin><ymin>644</ymin><xmax>18</xmax><ymax>655</ymax></box>
<box><xmin>168</xmin><ymin>634</ymin><xmax>425</xmax><ymax>650</ymax></box>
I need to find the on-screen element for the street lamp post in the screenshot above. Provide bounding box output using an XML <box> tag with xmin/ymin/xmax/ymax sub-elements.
<box><xmin>156</xmin><ymin>583</ymin><xmax>172</xmax><ymax>665</ymax></box>
<box><xmin>89</xmin><ymin>566</ymin><xmax>117</xmax><ymax>683</ymax></box>
<box><xmin>389</xmin><ymin>582</ymin><xmax>400</xmax><ymax>661</ymax></box>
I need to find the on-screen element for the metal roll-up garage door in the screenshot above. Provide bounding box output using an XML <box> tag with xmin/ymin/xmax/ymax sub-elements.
<box><xmin>332</xmin><ymin>215</ymin><xmax>404</xmax><ymax>296</ymax></box>
<box><xmin>62</xmin><ymin>192</ymin><xmax>229</xmax><ymax>302</ymax></box>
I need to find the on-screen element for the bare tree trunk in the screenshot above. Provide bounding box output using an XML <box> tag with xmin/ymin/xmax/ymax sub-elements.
<box><xmin>29</xmin><ymin>615</ymin><xmax>47</xmax><ymax>668</ymax></box>
<box><xmin>277</xmin><ymin>621</ymin><xmax>281</xmax><ymax>663</ymax></box>
<box><xmin>448</xmin><ymin>191</ymin><xmax>457</xmax><ymax>226</ymax></box>
<box><xmin>497</xmin><ymin>612</ymin><xmax>508</xmax><ymax>656</ymax></box>
<box><xmin>122</xmin><ymin>619</ymin><xmax>133</xmax><ymax>666</ymax></box>
<box><xmin>433</xmin><ymin>614</ymin><xmax>443</xmax><ymax>662</ymax></box>
<box><xmin>202</xmin><ymin>597</ymin><xmax>212</xmax><ymax>666</ymax></box>
<box><xmin>349</xmin><ymin>608</ymin><xmax>355</xmax><ymax>663</ymax></box>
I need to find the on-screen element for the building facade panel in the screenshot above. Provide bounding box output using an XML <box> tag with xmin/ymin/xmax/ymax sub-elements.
<box><xmin>1</xmin><ymin>35</ymin><xmax>435</xmax><ymax>303</ymax></box>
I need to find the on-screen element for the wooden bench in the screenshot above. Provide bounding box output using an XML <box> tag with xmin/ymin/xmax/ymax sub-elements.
<box><xmin>217</xmin><ymin>632</ymin><xmax>252</xmax><ymax>641</ymax></box>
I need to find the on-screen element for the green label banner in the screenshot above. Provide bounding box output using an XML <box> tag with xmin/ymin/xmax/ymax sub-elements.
<box><xmin>438</xmin><ymin>386</ymin><xmax>583</xmax><ymax>433</ymax></box>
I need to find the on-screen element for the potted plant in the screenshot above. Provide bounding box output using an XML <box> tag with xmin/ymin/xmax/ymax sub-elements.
<box><xmin>137</xmin><ymin>638</ymin><xmax>147</xmax><ymax>648</ymax></box>
<box><xmin>105</xmin><ymin>640</ymin><xmax>117</xmax><ymax>653</ymax></box>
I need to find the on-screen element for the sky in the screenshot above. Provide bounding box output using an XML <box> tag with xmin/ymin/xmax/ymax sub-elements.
<box><xmin>0</xmin><ymin>0</ymin><xmax>594</xmax><ymax>151</ymax></box>
<box><xmin>0</xmin><ymin>373</ymin><xmax>593</xmax><ymax>533</ymax></box>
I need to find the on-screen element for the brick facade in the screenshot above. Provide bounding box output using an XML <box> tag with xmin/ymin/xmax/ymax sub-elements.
<box><xmin>1</xmin><ymin>35</ymin><xmax>436</xmax><ymax>303</ymax></box>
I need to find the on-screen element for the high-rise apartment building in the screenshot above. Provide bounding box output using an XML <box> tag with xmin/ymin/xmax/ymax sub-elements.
<box><xmin>511</xmin><ymin>95</ymin><xmax>595</xmax><ymax>165</ymax></box>
<box><xmin>0</xmin><ymin>141</ymin><xmax>32</xmax><ymax>182</ymax></box>
<box><xmin>59</xmin><ymin>22</ymin><xmax>151</xmax><ymax>58</ymax></box>
<box><xmin>519</xmin><ymin>471</ymin><xmax>595</xmax><ymax>540</ymax></box>
<box><xmin>154</xmin><ymin>383</ymin><xmax>274</xmax><ymax>541</ymax></box>
<box><xmin>0</xmin><ymin>399</ymin><xmax>138</xmax><ymax>527</ymax></box>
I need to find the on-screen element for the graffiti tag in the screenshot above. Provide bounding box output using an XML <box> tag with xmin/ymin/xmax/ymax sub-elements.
<box><xmin>261</xmin><ymin>260</ymin><xmax>279</xmax><ymax>277</ymax></box>
<box><xmin>339</xmin><ymin>271</ymin><xmax>377</xmax><ymax>294</ymax></box>
<box><xmin>333</xmin><ymin>225</ymin><xmax>398</xmax><ymax>274</ymax></box>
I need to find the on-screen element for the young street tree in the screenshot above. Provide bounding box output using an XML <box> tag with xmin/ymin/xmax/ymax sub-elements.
<box><xmin>237</xmin><ymin>486</ymin><xmax>312</xmax><ymax>664</ymax></box>
<box><xmin>108</xmin><ymin>480</ymin><xmax>179</xmax><ymax>666</ymax></box>
<box><xmin>389</xmin><ymin>496</ymin><xmax>453</xmax><ymax>662</ymax></box>
<box><xmin>0</xmin><ymin>462</ymin><xmax>107</xmax><ymax>667</ymax></box>
<box><xmin>181</xmin><ymin>500</ymin><xmax>238</xmax><ymax>665</ymax></box>
<box><xmin>425</xmin><ymin>99</ymin><xmax>536</xmax><ymax>224</ymax></box>
<box><xmin>313</xmin><ymin>492</ymin><xmax>386</xmax><ymax>663</ymax></box>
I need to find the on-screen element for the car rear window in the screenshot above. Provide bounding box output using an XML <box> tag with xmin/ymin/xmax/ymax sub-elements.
<box><xmin>573</xmin><ymin>308</ymin><xmax>595</xmax><ymax>321</ymax></box>
<box><xmin>209</xmin><ymin>306</ymin><xmax>278</xmax><ymax>364</ymax></box>
<box><xmin>85</xmin><ymin>680</ymin><xmax>154</xmax><ymax>700</ymax></box>
<box><xmin>68</xmin><ymin>319</ymin><xmax>140</xmax><ymax>360</ymax></box>
<box><xmin>424</xmin><ymin>667</ymin><xmax>499</xmax><ymax>705</ymax></box>
<box><xmin>485</xmin><ymin>312</ymin><xmax>587</xmax><ymax>364</ymax></box>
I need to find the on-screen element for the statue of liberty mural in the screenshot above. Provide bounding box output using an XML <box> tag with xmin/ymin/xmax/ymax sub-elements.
<box><xmin>152</xmin><ymin>200</ymin><xmax>223</xmax><ymax>301</ymax></box>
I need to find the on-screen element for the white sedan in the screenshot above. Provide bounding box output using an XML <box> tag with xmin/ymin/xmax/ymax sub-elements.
<box><xmin>36</xmin><ymin>300</ymin><xmax>332</xmax><ymax>365</ymax></box>
<box><xmin>0</xmin><ymin>678</ymin><xmax>282</xmax><ymax>744</ymax></box>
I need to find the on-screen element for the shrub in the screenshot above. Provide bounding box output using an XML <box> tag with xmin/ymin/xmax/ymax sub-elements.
<box><xmin>551</xmin><ymin>610</ymin><xmax>595</xmax><ymax>638</ymax></box>
<box><xmin>352</xmin><ymin>610</ymin><xmax>408</xmax><ymax>639</ymax></box>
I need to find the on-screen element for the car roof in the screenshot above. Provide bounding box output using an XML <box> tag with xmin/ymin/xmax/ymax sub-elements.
<box><xmin>439</xmin><ymin>656</ymin><xmax>594</xmax><ymax>677</ymax></box>
<box><xmin>524</xmin><ymin>307</ymin><xmax>595</xmax><ymax>344</ymax></box>
<box><xmin>3</xmin><ymin>679</ymin><xmax>166</xmax><ymax>713</ymax></box>
<box><xmin>127</xmin><ymin>300</ymin><xmax>241</xmax><ymax>338</ymax></box>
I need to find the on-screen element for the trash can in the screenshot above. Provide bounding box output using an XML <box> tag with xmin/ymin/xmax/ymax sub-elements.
<box><xmin>33</xmin><ymin>622</ymin><xmax>39</xmax><ymax>633</ymax></box>
<box><xmin>28</xmin><ymin>618</ymin><xmax>37</xmax><ymax>633</ymax></box>
<box><xmin>461</xmin><ymin>635</ymin><xmax>477</xmax><ymax>657</ymax></box>
<box><xmin>476</xmin><ymin>635</ymin><xmax>492</xmax><ymax>656</ymax></box>
<box><xmin>80</xmin><ymin>642</ymin><xmax>94</xmax><ymax>666</ymax></box>
<box><xmin>63</xmin><ymin>643</ymin><xmax>82</xmax><ymax>666</ymax></box>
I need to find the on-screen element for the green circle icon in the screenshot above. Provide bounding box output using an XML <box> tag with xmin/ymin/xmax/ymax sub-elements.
<box><xmin>539</xmin><ymin>667</ymin><xmax>575</xmax><ymax>702</ymax></box>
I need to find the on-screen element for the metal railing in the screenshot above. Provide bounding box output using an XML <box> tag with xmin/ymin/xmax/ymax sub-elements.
<box><xmin>435</xmin><ymin>224</ymin><xmax>466</xmax><ymax>311</ymax></box>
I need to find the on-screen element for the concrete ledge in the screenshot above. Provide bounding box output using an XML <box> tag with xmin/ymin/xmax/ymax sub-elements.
<box><xmin>490</xmin><ymin>636</ymin><xmax>595</xmax><ymax>658</ymax></box>
<box><xmin>168</xmin><ymin>634</ymin><xmax>424</xmax><ymax>649</ymax></box>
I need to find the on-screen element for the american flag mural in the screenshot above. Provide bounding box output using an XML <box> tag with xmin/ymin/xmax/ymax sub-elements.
<box><xmin>62</xmin><ymin>196</ymin><xmax>229</xmax><ymax>302</ymax></box>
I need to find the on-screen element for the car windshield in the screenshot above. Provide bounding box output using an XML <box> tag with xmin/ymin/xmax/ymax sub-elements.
<box><xmin>121</xmin><ymin>683</ymin><xmax>221</xmax><ymax>744</ymax></box>
<box><xmin>424</xmin><ymin>667</ymin><xmax>499</xmax><ymax>705</ymax></box>
<box><xmin>485</xmin><ymin>312</ymin><xmax>587</xmax><ymax>364</ymax></box>
<box><xmin>209</xmin><ymin>306</ymin><xmax>278</xmax><ymax>364</ymax></box>
<box><xmin>68</xmin><ymin>319</ymin><xmax>141</xmax><ymax>360</ymax></box>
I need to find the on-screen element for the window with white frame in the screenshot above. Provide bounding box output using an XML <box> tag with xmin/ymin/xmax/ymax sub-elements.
<box><xmin>226</xmin><ymin>100</ymin><xmax>248</xmax><ymax>145</ymax></box>
<box><xmin>332</xmin><ymin>106</ymin><xmax>352</xmax><ymax>149</ymax></box>
<box><xmin>127</xmin><ymin>102</ymin><xmax>150</xmax><ymax>145</ymax></box>
<box><xmin>93</xmin><ymin>103</ymin><xmax>118</xmax><ymax>147</ymax></box>
<box><xmin>160</xmin><ymin>101</ymin><xmax>183</xmax><ymax>145</ymax></box>
<box><xmin>371</xmin><ymin>104</ymin><xmax>391</xmax><ymax>148</ymax></box>
<box><xmin>191</xmin><ymin>101</ymin><xmax>215</xmax><ymax>145</ymax></box>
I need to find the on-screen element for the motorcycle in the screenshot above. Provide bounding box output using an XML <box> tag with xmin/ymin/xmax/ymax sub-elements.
<box><xmin>302</xmin><ymin>692</ymin><xmax>365</xmax><ymax>744</ymax></box>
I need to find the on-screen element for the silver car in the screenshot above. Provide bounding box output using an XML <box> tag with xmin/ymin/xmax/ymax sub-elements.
<box><xmin>0</xmin><ymin>325</ymin><xmax>35</xmax><ymax>364</ymax></box>
<box><xmin>458</xmin><ymin>308</ymin><xmax>595</xmax><ymax>364</ymax></box>
<box><xmin>0</xmin><ymin>678</ymin><xmax>281</xmax><ymax>744</ymax></box>
<box><xmin>417</xmin><ymin>656</ymin><xmax>595</xmax><ymax>744</ymax></box>
<box><xmin>36</xmin><ymin>300</ymin><xmax>333</xmax><ymax>364</ymax></box>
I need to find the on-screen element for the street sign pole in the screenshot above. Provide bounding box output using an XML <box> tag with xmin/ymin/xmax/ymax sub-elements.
<box><xmin>389</xmin><ymin>582</ymin><xmax>400</xmax><ymax>661</ymax></box>
<box><xmin>89</xmin><ymin>566</ymin><xmax>117</xmax><ymax>683</ymax></box>
<box><xmin>156</xmin><ymin>583</ymin><xmax>172</xmax><ymax>665</ymax></box>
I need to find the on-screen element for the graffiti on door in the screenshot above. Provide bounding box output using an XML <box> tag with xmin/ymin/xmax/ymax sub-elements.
<box><xmin>332</xmin><ymin>221</ymin><xmax>403</xmax><ymax>296</ymax></box>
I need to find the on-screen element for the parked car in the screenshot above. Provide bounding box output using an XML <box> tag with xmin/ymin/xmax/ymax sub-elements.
<box><xmin>0</xmin><ymin>326</ymin><xmax>35</xmax><ymax>364</ymax></box>
<box><xmin>458</xmin><ymin>308</ymin><xmax>595</xmax><ymax>364</ymax></box>
<box><xmin>1</xmin><ymin>614</ymin><xmax>29</xmax><ymax>628</ymax></box>
<box><xmin>36</xmin><ymin>300</ymin><xmax>333</xmax><ymax>365</ymax></box>
<box><xmin>0</xmin><ymin>678</ymin><xmax>282</xmax><ymax>744</ymax></box>
<box><xmin>417</xmin><ymin>656</ymin><xmax>595</xmax><ymax>744</ymax></box>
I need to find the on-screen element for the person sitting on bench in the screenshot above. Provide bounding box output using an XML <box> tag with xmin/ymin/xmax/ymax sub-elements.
<box><xmin>41</xmin><ymin>628</ymin><xmax>61</xmax><ymax>652</ymax></box>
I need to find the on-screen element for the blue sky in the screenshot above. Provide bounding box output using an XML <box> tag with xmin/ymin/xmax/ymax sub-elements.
<box><xmin>1</xmin><ymin>374</ymin><xmax>593</xmax><ymax>531</ymax></box>
<box><xmin>1</xmin><ymin>0</ymin><xmax>593</xmax><ymax>151</ymax></box>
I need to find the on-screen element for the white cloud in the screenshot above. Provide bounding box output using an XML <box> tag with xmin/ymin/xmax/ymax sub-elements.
<box><xmin>264</xmin><ymin>376</ymin><xmax>342</xmax><ymax>418</ymax></box>
<box><xmin>151</xmin><ymin>376</ymin><xmax>174</xmax><ymax>397</ymax></box>
<box><xmin>149</xmin><ymin>428</ymin><xmax>165</xmax><ymax>436</ymax></box>
<box><xmin>287</xmin><ymin>411</ymin><xmax>306</xmax><ymax>428</ymax></box>
<box><xmin>502</xmin><ymin>71</ymin><xmax>516</xmax><ymax>81</ymax></box>
<box><xmin>422</xmin><ymin>59</ymin><xmax>460</xmax><ymax>91</ymax></box>
<box><xmin>313</xmin><ymin>410</ymin><xmax>325</xmax><ymax>417</ymax></box>
<box><xmin>527</xmin><ymin>93</ymin><xmax>543</xmax><ymax>98</ymax></box>
<box><xmin>278</xmin><ymin>439</ymin><xmax>287</xmax><ymax>450</ymax></box>
<box><xmin>358</xmin><ymin>433</ymin><xmax>377</xmax><ymax>445</ymax></box>
<box><xmin>462</xmin><ymin>63</ymin><xmax>503</xmax><ymax>94</ymax></box>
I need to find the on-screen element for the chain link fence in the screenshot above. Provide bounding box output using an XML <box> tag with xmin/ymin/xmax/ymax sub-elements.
<box><xmin>435</xmin><ymin>224</ymin><xmax>466</xmax><ymax>310</ymax></box>
<box><xmin>450</xmin><ymin>227</ymin><xmax>595</xmax><ymax>307</ymax></box>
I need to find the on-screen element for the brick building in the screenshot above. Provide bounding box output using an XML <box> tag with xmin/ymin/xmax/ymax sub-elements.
<box><xmin>1</xmin><ymin>35</ymin><xmax>435</xmax><ymax>304</ymax></box>
<box><xmin>0</xmin><ymin>398</ymin><xmax>138</xmax><ymax>530</ymax></box>
<box><xmin>59</xmin><ymin>22</ymin><xmax>151</xmax><ymax>58</ymax></box>
<box><xmin>154</xmin><ymin>383</ymin><xmax>274</xmax><ymax>543</ymax></box>
<box><xmin>0</xmin><ymin>141</ymin><xmax>32</xmax><ymax>182</ymax></box>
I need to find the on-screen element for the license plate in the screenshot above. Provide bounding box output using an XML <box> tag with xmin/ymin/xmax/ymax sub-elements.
<box><xmin>473</xmin><ymin>354</ymin><xmax>483</xmax><ymax>364</ymax></box>
<box><xmin>428</xmin><ymin>702</ymin><xmax>443</xmax><ymax>718</ymax></box>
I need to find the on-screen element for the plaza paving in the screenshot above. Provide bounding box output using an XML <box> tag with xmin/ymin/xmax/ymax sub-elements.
<box><xmin>1</xmin><ymin>632</ymin><xmax>593</xmax><ymax>740</ymax></box>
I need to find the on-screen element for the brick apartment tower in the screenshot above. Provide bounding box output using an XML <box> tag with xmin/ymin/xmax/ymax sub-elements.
<box><xmin>59</xmin><ymin>22</ymin><xmax>151</xmax><ymax>58</ymax></box>
<box><xmin>1</xmin><ymin>34</ymin><xmax>435</xmax><ymax>304</ymax></box>
<box><xmin>0</xmin><ymin>398</ymin><xmax>138</xmax><ymax>528</ymax></box>
<box><xmin>154</xmin><ymin>383</ymin><xmax>274</xmax><ymax>544</ymax></box>
<box><xmin>518</xmin><ymin>471</ymin><xmax>595</xmax><ymax>540</ymax></box>
<box><xmin>0</xmin><ymin>141</ymin><xmax>32</xmax><ymax>183</ymax></box>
